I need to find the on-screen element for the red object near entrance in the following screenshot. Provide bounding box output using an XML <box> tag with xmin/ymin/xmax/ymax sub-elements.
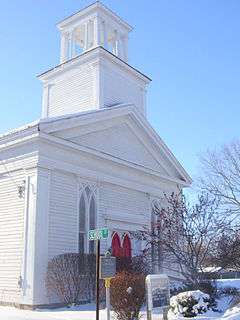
<box><xmin>112</xmin><ymin>233</ymin><xmax>121</xmax><ymax>257</ymax></box>
<box><xmin>111</xmin><ymin>232</ymin><xmax>132</xmax><ymax>258</ymax></box>
<box><xmin>122</xmin><ymin>234</ymin><xmax>132</xmax><ymax>258</ymax></box>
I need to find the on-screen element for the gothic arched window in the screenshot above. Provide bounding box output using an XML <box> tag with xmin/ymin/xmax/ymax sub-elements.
<box><xmin>112</xmin><ymin>233</ymin><xmax>121</xmax><ymax>257</ymax></box>
<box><xmin>89</xmin><ymin>195</ymin><xmax>96</xmax><ymax>254</ymax></box>
<box><xmin>78</xmin><ymin>186</ymin><xmax>97</xmax><ymax>254</ymax></box>
<box><xmin>123</xmin><ymin>234</ymin><xmax>132</xmax><ymax>258</ymax></box>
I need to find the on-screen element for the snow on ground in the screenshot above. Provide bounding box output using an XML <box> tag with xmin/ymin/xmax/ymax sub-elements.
<box><xmin>1</xmin><ymin>279</ymin><xmax>240</xmax><ymax>320</ymax></box>
<box><xmin>0</xmin><ymin>303</ymin><xmax>240</xmax><ymax>320</ymax></box>
<box><xmin>216</xmin><ymin>279</ymin><xmax>240</xmax><ymax>291</ymax></box>
<box><xmin>0</xmin><ymin>305</ymin><xmax>168</xmax><ymax>320</ymax></box>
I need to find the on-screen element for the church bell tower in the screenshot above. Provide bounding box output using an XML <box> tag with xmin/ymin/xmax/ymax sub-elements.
<box><xmin>38</xmin><ymin>2</ymin><xmax>151</xmax><ymax>118</ymax></box>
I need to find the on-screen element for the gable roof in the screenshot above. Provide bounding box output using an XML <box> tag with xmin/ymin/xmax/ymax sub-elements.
<box><xmin>0</xmin><ymin>104</ymin><xmax>192</xmax><ymax>186</ymax></box>
<box><xmin>39</xmin><ymin>104</ymin><xmax>192</xmax><ymax>185</ymax></box>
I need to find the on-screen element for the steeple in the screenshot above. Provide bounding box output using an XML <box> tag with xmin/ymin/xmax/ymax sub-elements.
<box><xmin>38</xmin><ymin>2</ymin><xmax>151</xmax><ymax>119</ymax></box>
<box><xmin>57</xmin><ymin>2</ymin><xmax>132</xmax><ymax>63</ymax></box>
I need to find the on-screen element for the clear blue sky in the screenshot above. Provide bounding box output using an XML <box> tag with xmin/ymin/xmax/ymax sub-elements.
<box><xmin>0</xmin><ymin>0</ymin><xmax>239</xmax><ymax>180</ymax></box>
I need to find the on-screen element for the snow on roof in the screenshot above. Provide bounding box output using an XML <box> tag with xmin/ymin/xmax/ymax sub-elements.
<box><xmin>0</xmin><ymin>120</ymin><xmax>40</xmax><ymax>140</ymax></box>
<box><xmin>0</xmin><ymin>103</ymin><xmax>132</xmax><ymax>140</ymax></box>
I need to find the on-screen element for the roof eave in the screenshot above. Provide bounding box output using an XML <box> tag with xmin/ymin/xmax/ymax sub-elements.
<box><xmin>37</xmin><ymin>46</ymin><xmax>151</xmax><ymax>83</ymax></box>
<box><xmin>56</xmin><ymin>1</ymin><xmax>133</xmax><ymax>32</ymax></box>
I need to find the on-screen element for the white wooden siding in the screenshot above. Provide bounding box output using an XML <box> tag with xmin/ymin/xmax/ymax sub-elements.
<box><xmin>48</xmin><ymin>64</ymin><xmax>95</xmax><ymax>118</ymax></box>
<box><xmin>48</xmin><ymin>170</ymin><xmax>78</xmax><ymax>259</ymax></box>
<box><xmin>103</xmin><ymin>67</ymin><xmax>144</xmax><ymax>113</ymax></box>
<box><xmin>47</xmin><ymin>169</ymin><xmax>150</xmax><ymax>257</ymax></box>
<box><xmin>70</xmin><ymin>123</ymin><xmax>167</xmax><ymax>174</ymax></box>
<box><xmin>0</xmin><ymin>172</ymin><xmax>25</xmax><ymax>304</ymax></box>
<box><xmin>98</xmin><ymin>182</ymin><xmax>150</xmax><ymax>252</ymax></box>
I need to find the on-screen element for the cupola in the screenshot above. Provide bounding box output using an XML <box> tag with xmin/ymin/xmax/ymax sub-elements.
<box><xmin>38</xmin><ymin>2</ymin><xmax>151</xmax><ymax>119</ymax></box>
<box><xmin>57</xmin><ymin>1</ymin><xmax>132</xmax><ymax>63</ymax></box>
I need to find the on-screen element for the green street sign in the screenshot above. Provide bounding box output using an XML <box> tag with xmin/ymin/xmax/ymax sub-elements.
<box><xmin>88</xmin><ymin>228</ymin><xmax>109</xmax><ymax>241</ymax></box>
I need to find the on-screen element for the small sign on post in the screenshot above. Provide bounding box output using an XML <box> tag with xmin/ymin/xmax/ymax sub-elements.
<box><xmin>100</xmin><ymin>256</ymin><xmax>116</xmax><ymax>279</ymax></box>
<box><xmin>146</xmin><ymin>274</ymin><xmax>170</xmax><ymax>320</ymax></box>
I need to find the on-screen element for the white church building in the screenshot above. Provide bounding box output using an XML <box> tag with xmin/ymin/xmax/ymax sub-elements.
<box><xmin>0</xmin><ymin>2</ymin><xmax>191</xmax><ymax>308</ymax></box>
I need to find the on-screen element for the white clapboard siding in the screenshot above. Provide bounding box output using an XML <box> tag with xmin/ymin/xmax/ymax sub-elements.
<box><xmin>99</xmin><ymin>183</ymin><xmax>149</xmax><ymax>216</ymax></box>
<box><xmin>103</xmin><ymin>67</ymin><xmax>144</xmax><ymax>113</ymax></box>
<box><xmin>48</xmin><ymin>171</ymin><xmax>78</xmax><ymax>260</ymax></box>
<box><xmin>70</xmin><ymin>123</ymin><xmax>167</xmax><ymax>174</ymax></box>
<box><xmin>0</xmin><ymin>172</ymin><xmax>25</xmax><ymax>304</ymax></box>
<box><xmin>98</xmin><ymin>182</ymin><xmax>150</xmax><ymax>252</ymax></box>
<box><xmin>48</xmin><ymin>64</ymin><xmax>94</xmax><ymax>118</ymax></box>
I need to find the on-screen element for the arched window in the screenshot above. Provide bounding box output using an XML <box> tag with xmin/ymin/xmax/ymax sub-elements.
<box><xmin>89</xmin><ymin>195</ymin><xmax>96</xmax><ymax>254</ymax></box>
<box><xmin>79</xmin><ymin>194</ymin><xmax>86</xmax><ymax>254</ymax></box>
<box><xmin>112</xmin><ymin>233</ymin><xmax>121</xmax><ymax>257</ymax></box>
<box><xmin>123</xmin><ymin>234</ymin><xmax>132</xmax><ymax>258</ymax></box>
<box><xmin>78</xmin><ymin>186</ymin><xmax>97</xmax><ymax>254</ymax></box>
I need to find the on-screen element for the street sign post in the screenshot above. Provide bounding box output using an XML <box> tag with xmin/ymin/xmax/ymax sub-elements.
<box><xmin>88</xmin><ymin>228</ymin><xmax>109</xmax><ymax>320</ymax></box>
<box><xmin>146</xmin><ymin>274</ymin><xmax>170</xmax><ymax>320</ymax></box>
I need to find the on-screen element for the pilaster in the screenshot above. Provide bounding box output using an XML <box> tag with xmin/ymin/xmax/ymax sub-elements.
<box><xmin>20</xmin><ymin>168</ymin><xmax>51</xmax><ymax>306</ymax></box>
<box><xmin>20</xmin><ymin>174</ymin><xmax>37</xmax><ymax>305</ymax></box>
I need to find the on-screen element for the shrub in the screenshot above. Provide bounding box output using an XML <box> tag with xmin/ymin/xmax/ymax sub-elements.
<box><xmin>110</xmin><ymin>271</ymin><xmax>145</xmax><ymax>320</ymax></box>
<box><xmin>168</xmin><ymin>290</ymin><xmax>211</xmax><ymax>318</ymax></box>
<box><xmin>116</xmin><ymin>255</ymin><xmax>150</xmax><ymax>275</ymax></box>
<box><xmin>172</xmin><ymin>280</ymin><xmax>218</xmax><ymax>310</ymax></box>
<box><xmin>218</xmin><ymin>287</ymin><xmax>240</xmax><ymax>309</ymax></box>
<box><xmin>46</xmin><ymin>253</ymin><xmax>96</xmax><ymax>305</ymax></box>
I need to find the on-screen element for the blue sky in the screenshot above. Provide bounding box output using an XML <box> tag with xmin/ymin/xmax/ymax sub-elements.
<box><xmin>0</xmin><ymin>0</ymin><xmax>239</xmax><ymax>181</ymax></box>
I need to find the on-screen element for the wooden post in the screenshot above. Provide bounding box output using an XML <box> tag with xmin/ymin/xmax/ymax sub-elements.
<box><xmin>105</xmin><ymin>278</ymin><xmax>111</xmax><ymax>320</ymax></box>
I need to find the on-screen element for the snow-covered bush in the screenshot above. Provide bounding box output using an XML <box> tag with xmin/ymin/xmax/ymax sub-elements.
<box><xmin>168</xmin><ymin>290</ymin><xmax>211</xmax><ymax>318</ymax></box>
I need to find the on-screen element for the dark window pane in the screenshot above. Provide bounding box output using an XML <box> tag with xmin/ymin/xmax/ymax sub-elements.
<box><xmin>89</xmin><ymin>240</ymin><xmax>95</xmax><ymax>254</ymax></box>
<box><xmin>79</xmin><ymin>233</ymin><xmax>84</xmax><ymax>253</ymax></box>
<box><xmin>79</xmin><ymin>194</ymin><xmax>86</xmax><ymax>232</ymax></box>
<box><xmin>89</xmin><ymin>197</ymin><xmax>96</xmax><ymax>230</ymax></box>
<box><xmin>85</xmin><ymin>186</ymin><xmax>91</xmax><ymax>199</ymax></box>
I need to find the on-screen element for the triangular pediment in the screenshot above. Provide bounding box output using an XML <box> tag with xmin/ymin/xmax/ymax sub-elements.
<box><xmin>70</xmin><ymin>122</ymin><xmax>169</xmax><ymax>176</ymax></box>
<box><xmin>40</xmin><ymin>105</ymin><xmax>192</xmax><ymax>185</ymax></box>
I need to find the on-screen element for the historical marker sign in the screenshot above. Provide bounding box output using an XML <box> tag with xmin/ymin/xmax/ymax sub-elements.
<box><xmin>100</xmin><ymin>256</ymin><xmax>116</xmax><ymax>279</ymax></box>
<box><xmin>146</xmin><ymin>274</ymin><xmax>170</xmax><ymax>320</ymax></box>
<box><xmin>88</xmin><ymin>228</ymin><xmax>109</xmax><ymax>241</ymax></box>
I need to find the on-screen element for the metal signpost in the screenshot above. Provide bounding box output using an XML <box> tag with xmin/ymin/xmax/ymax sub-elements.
<box><xmin>100</xmin><ymin>253</ymin><xmax>116</xmax><ymax>320</ymax></box>
<box><xmin>146</xmin><ymin>274</ymin><xmax>170</xmax><ymax>320</ymax></box>
<box><xmin>88</xmin><ymin>228</ymin><xmax>109</xmax><ymax>320</ymax></box>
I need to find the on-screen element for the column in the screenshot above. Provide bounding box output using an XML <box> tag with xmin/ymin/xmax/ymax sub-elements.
<box><xmin>41</xmin><ymin>84</ymin><xmax>49</xmax><ymax>118</ymax></box>
<box><xmin>94</xmin><ymin>16</ymin><xmax>101</xmax><ymax>47</ymax></box>
<box><xmin>117</xmin><ymin>37</ymin><xmax>123</xmax><ymax>60</ymax></box>
<box><xmin>71</xmin><ymin>29</ymin><xmax>76</xmax><ymax>58</ymax></box>
<box><xmin>33</xmin><ymin>168</ymin><xmax>50</xmax><ymax>304</ymax></box>
<box><xmin>20</xmin><ymin>170</ymin><xmax>51</xmax><ymax>306</ymax></box>
<box><xmin>84</xmin><ymin>22</ymin><xmax>89</xmax><ymax>51</ymax></box>
<box><xmin>60</xmin><ymin>32</ymin><xmax>69</xmax><ymax>63</ymax></box>
<box><xmin>113</xmin><ymin>30</ymin><xmax>118</xmax><ymax>56</ymax></box>
<box><xmin>102</xmin><ymin>21</ymin><xmax>108</xmax><ymax>49</ymax></box>
<box><xmin>122</xmin><ymin>35</ymin><xmax>128</xmax><ymax>62</ymax></box>
<box><xmin>68</xmin><ymin>29</ymin><xmax>74</xmax><ymax>58</ymax></box>
<box><xmin>20</xmin><ymin>174</ymin><xmax>37</xmax><ymax>305</ymax></box>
